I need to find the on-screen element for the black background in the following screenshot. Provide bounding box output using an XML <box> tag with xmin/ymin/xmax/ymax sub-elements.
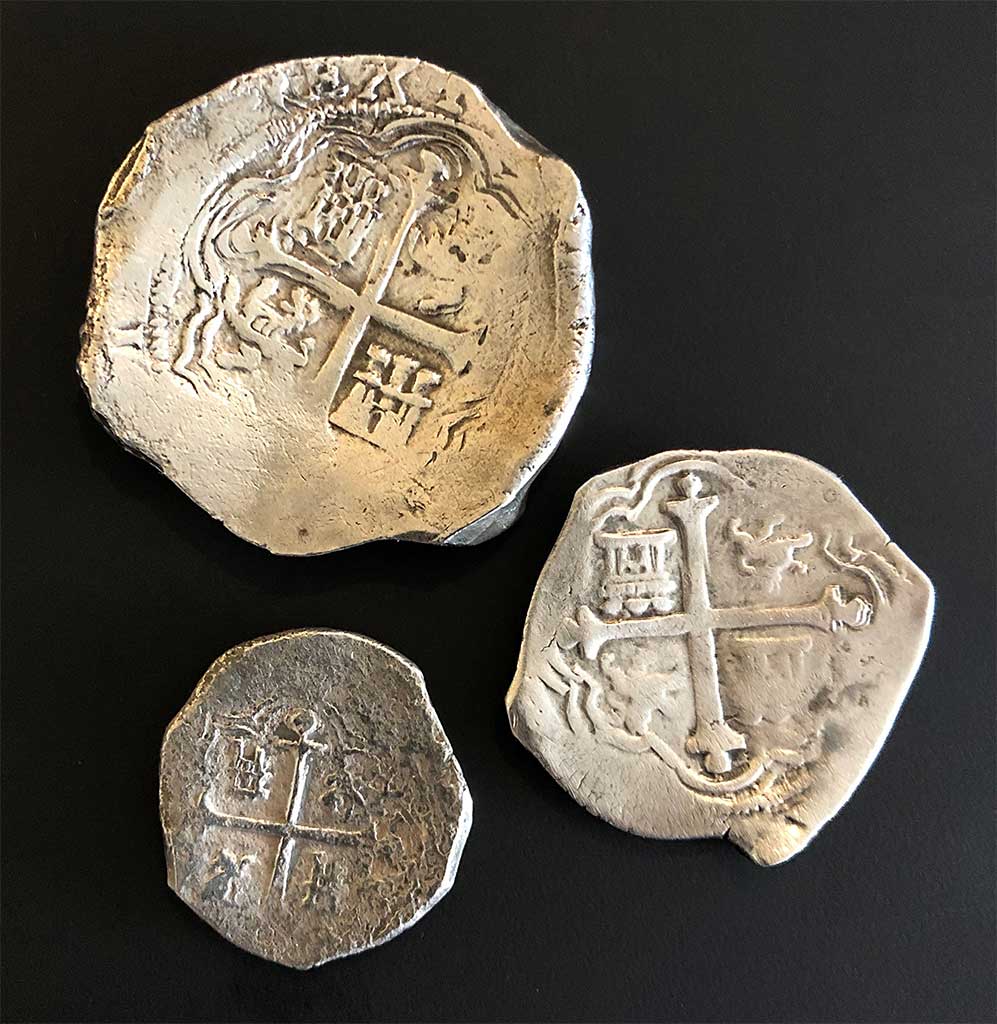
<box><xmin>2</xmin><ymin>4</ymin><xmax>994</xmax><ymax>1022</ymax></box>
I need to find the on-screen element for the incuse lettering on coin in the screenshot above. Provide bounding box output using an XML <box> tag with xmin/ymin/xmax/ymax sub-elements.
<box><xmin>160</xmin><ymin>630</ymin><xmax>471</xmax><ymax>967</ymax></box>
<box><xmin>506</xmin><ymin>450</ymin><xmax>934</xmax><ymax>865</ymax></box>
<box><xmin>80</xmin><ymin>56</ymin><xmax>593</xmax><ymax>554</ymax></box>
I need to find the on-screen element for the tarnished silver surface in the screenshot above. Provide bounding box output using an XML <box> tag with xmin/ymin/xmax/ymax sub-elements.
<box><xmin>160</xmin><ymin>630</ymin><xmax>471</xmax><ymax>967</ymax></box>
<box><xmin>79</xmin><ymin>56</ymin><xmax>593</xmax><ymax>554</ymax></box>
<box><xmin>507</xmin><ymin>450</ymin><xmax>934</xmax><ymax>865</ymax></box>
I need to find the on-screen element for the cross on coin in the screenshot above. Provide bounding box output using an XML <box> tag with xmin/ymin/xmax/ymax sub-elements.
<box><xmin>252</xmin><ymin>149</ymin><xmax>485</xmax><ymax>404</ymax></box>
<box><xmin>567</xmin><ymin>473</ymin><xmax>873</xmax><ymax>773</ymax></box>
<box><xmin>201</xmin><ymin>708</ymin><xmax>364</xmax><ymax>900</ymax></box>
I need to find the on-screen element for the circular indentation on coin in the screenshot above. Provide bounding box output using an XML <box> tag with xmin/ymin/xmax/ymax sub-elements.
<box><xmin>506</xmin><ymin>450</ymin><xmax>934</xmax><ymax>865</ymax></box>
<box><xmin>79</xmin><ymin>56</ymin><xmax>593</xmax><ymax>554</ymax></box>
<box><xmin>160</xmin><ymin>630</ymin><xmax>472</xmax><ymax>967</ymax></box>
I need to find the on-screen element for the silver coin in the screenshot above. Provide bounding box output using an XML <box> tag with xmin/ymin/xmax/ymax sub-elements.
<box><xmin>160</xmin><ymin>630</ymin><xmax>471</xmax><ymax>967</ymax></box>
<box><xmin>79</xmin><ymin>56</ymin><xmax>593</xmax><ymax>554</ymax></box>
<box><xmin>506</xmin><ymin>450</ymin><xmax>933</xmax><ymax>864</ymax></box>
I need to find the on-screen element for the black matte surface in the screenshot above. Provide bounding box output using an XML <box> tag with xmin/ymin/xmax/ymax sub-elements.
<box><xmin>2</xmin><ymin>4</ymin><xmax>994</xmax><ymax>1022</ymax></box>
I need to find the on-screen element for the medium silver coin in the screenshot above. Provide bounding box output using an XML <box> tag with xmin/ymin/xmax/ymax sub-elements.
<box><xmin>506</xmin><ymin>450</ymin><xmax>933</xmax><ymax>864</ymax></box>
<box><xmin>160</xmin><ymin>629</ymin><xmax>471</xmax><ymax>967</ymax></box>
<box><xmin>79</xmin><ymin>56</ymin><xmax>593</xmax><ymax>554</ymax></box>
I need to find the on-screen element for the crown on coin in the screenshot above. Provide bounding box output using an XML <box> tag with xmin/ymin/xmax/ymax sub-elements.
<box><xmin>285</xmin><ymin>59</ymin><xmax>460</xmax><ymax>126</ymax></box>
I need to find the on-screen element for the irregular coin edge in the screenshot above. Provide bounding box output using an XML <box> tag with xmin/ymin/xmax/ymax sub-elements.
<box><xmin>160</xmin><ymin>627</ymin><xmax>473</xmax><ymax>966</ymax></box>
<box><xmin>79</xmin><ymin>55</ymin><xmax>594</xmax><ymax>554</ymax></box>
<box><xmin>506</xmin><ymin>448</ymin><xmax>934</xmax><ymax>864</ymax></box>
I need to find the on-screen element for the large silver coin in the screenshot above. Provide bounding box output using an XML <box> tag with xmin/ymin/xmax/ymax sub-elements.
<box><xmin>507</xmin><ymin>450</ymin><xmax>933</xmax><ymax>865</ymax></box>
<box><xmin>79</xmin><ymin>56</ymin><xmax>592</xmax><ymax>553</ymax></box>
<box><xmin>160</xmin><ymin>630</ymin><xmax>471</xmax><ymax>967</ymax></box>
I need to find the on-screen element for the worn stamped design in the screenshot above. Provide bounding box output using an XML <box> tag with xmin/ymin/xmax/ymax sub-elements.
<box><xmin>507</xmin><ymin>451</ymin><xmax>933</xmax><ymax>864</ymax></box>
<box><xmin>80</xmin><ymin>56</ymin><xmax>592</xmax><ymax>553</ymax></box>
<box><xmin>160</xmin><ymin>630</ymin><xmax>471</xmax><ymax>967</ymax></box>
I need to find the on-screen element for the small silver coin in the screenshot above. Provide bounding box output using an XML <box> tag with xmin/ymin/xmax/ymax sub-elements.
<box><xmin>506</xmin><ymin>450</ymin><xmax>934</xmax><ymax>864</ymax></box>
<box><xmin>160</xmin><ymin>630</ymin><xmax>471</xmax><ymax>967</ymax></box>
<box><xmin>79</xmin><ymin>56</ymin><xmax>593</xmax><ymax>554</ymax></box>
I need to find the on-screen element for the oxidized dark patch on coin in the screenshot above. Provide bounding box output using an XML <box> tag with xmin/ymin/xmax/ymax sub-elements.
<box><xmin>506</xmin><ymin>450</ymin><xmax>933</xmax><ymax>864</ymax></box>
<box><xmin>160</xmin><ymin>630</ymin><xmax>471</xmax><ymax>967</ymax></box>
<box><xmin>79</xmin><ymin>56</ymin><xmax>593</xmax><ymax>553</ymax></box>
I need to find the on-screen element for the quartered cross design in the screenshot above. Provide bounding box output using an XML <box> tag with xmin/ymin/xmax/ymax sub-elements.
<box><xmin>251</xmin><ymin>148</ymin><xmax>484</xmax><ymax>403</ymax></box>
<box><xmin>567</xmin><ymin>473</ymin><xmax>874</xmax><ymax>774</ymax></box>
<box><xmin>201</xmin><ymin>708</ymin><xmax>363</xmax><ymax>901</ymax></box>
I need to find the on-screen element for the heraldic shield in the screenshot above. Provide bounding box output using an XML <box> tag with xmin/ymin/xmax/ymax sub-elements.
<box><xmin>506</xmin><ymin>450</ymin><xmax>934</xmax><ymax>865</ymax></box>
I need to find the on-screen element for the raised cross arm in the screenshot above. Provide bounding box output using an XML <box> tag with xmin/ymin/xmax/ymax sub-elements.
<box><xmin>564</xmin><ymin>584</ymin><xmax>873</xmax><ymax>661</ymax></box>
<box><xmin>253</xmin><ymin>222</ymin><xmax>483</xmax><ymax>370</ymax></box>
<box><xmin>201</xmin><ymin>792</ymin><xmax>365</xmax><ymax>846</ymax></box>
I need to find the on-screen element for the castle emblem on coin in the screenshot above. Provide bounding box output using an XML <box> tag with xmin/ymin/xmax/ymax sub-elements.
<box><xmin>506</xmin><ymin>450</ymin><xmax>933</xmax><ymax>864</ymax></box>
<box><xmin>80</xmin><ymin>56</ymin><xmax>592</xmax><ymax>553</ymax></box>
<box><xmin>160</xmin><ymin>630</ymin><xmax>471</xmax><ymax>967</ymax></box>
